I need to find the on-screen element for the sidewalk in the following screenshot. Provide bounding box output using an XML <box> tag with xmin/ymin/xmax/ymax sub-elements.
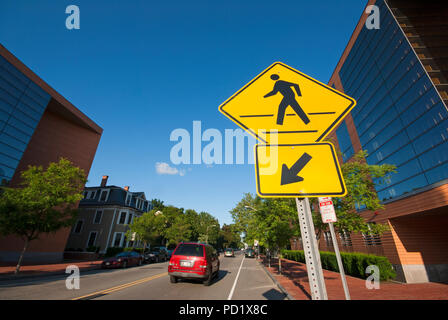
<box><xmin>0</xmin><ymin>260</ymin><xmax>103</xmax><ymax>280</ymax></box>
<box><xmin>260</xmin><ymin>256</ymin><xmax>448</xmax><ymax>300</ymax></box>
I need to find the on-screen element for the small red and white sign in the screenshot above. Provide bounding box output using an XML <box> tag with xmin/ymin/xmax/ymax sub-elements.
<box><xmin>318</xmin><ymin>197</ymin><xmax>337</xmax><ymax>223</ymax></box>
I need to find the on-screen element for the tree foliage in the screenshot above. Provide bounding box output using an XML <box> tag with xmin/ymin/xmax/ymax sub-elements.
<box><xmin>0</xmin><ymin>158</ymin><xmax>87</xmax><ymax>274</ymax></box>
<box><xmin>231</xmin><ymin>150</ymin><xmax>397</xmax><ymax>250</ymax></box>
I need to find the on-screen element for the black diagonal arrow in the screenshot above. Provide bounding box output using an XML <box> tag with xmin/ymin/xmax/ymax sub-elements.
<box><xmin>281</xmin><ymin>152</ymin><xmax>312</xmax><ymax>185</ymax></box>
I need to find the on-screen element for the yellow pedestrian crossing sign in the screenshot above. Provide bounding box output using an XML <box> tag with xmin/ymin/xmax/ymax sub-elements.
<box><xmin>255</xmin><ymin>143</ymin><xmax>346</xmax><ymax>197</ymax></box>
<box><xmin>219</xmin><ymin>62</ymin><xmax>356</xmax><ymax>144</ymax></box>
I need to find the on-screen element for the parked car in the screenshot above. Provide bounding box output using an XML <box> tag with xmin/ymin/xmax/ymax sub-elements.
<box><xmin>224</xmin><ymin>248</ymin><xmax>234</xmax><ymax>257</ymax></box>
<box><xmin>245</xmin><ymin>249</ymin><xmax>255</xmax><ymax>258</ymax></box>
<box><xmin>168</xmin><ymin>242</ymin><xmax>220</xmax><ymax>286</ymax></box>
<box><xmin>102</xmin><ymin>251</ymin><xmax>143</xmax><ymax>269</ymax></box>
<box><xmin>167</xmin><ymin>249</ymin><xmax>174</xmax><ymax>259</ymax></box>
<box><xmin>145</xmin><ymin>246</ymin><xmax>169</xmax><ymax>263</ymax></box>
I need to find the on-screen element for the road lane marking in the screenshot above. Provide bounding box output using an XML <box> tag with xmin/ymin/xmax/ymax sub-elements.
<box><xmin>72</xmin><ymin>272</ymin><xmax>167</xmax><ymax>300</ymax></box>
<box><xmin>227</xmin><ymin>255</ymin><xmax>245</xmax><ymax>300</ymax></box>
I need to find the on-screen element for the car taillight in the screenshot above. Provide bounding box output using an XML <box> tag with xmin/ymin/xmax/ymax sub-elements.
<box><xmin>198</xmin><ymin>260</ymin><xmax>207</xmax><ymax>268</ymax></box>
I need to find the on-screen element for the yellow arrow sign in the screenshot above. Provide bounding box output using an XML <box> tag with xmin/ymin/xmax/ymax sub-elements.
<box><xmin>219</xmin><ymin>62</ymin><xmax>356</xmax><ymax>144</ymax></box>
<box><xmin>255</xmin><ymin>142</ymin><xmax>346</xmax><ymax>197</ymax></box>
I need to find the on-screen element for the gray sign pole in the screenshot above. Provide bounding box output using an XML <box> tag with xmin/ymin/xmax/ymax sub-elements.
<box><xmin>295</xmin><ymin>197</ymin><xmax>328</xmax><ymax>300</ymax></box>
<box><xmin>328</xmin><ymin>222</ymin><xmax>351</xmax><ymax>300</ymax></box>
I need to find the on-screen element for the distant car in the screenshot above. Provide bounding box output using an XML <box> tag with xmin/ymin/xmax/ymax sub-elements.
<box><xmin>168</xmin><ymin>242</ymin><xmax>220</xmax><ymax>286</ymax></box>
<box><xmin>224</xmin><ymin>248</ymin><xmax>234</xmax><ymax>257</ymax></box>
<box><xmin>145</xmin><ymin>246</ymin><xmax>169</xmax><ymax>263</ymax></box>
<box><xmin>245</xmin><ymin>249</ymin><xmax>255</xmax><ymax>258</ymax></box>
<box><xmin>102</xmin><ymin>251</ymin><xmax>143</xmax><ymax>269</ymax></box>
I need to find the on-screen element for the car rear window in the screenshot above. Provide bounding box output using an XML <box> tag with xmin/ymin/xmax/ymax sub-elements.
<box><xmin>174</xmin><ymin>244</ymin><xmax>204</xmax><ymax>257</ymax></box>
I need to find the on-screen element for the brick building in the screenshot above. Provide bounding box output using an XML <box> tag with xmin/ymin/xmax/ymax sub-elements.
<box><xmin>292</xmin><ymin>0</ymin><xmax>448</xmax><ymax>284</ymax></box>
<box><xmin>0</xmin><ymin>44</ymin><xmax>102</xmax><ymax>263</ymax></box>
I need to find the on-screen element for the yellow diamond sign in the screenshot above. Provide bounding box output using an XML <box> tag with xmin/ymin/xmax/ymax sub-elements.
<box><xmin>219</xmin><ymin>62</ymin><xmax>356</xmax><ymax>144</ymax></box>
<box><xmin>255</xmin><ymin>143</ymin><xmax>346</xmax><ymax>197</ymax></box>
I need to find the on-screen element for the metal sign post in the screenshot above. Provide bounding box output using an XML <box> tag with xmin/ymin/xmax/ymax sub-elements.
<box><xmin>295</xmin><ymin>197</ymin><xmax>328</xmax><ymax>300</ymax></box>
<box><xmin>328</xmin><ymin>222</ymin><xmax>351</xmax><ymax>300</ymax></box>
<box><xmin>318</xmin><ymin>197</ymin><xmax>350</xmax><ymax>300</ymax></box>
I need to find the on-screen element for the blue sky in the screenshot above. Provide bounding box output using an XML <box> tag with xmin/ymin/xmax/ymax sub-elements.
<box><xmin>0</xmin><ymin>0</ymin><xmax>366</xmax><ymax>225</ymax></box>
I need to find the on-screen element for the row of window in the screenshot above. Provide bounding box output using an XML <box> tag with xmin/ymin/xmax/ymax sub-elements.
<box><xmin>337</xmin><ymin>0</ymin><xmax>448</xmax><ymax>201</ymax></box>
<box><xmin>84</xmin><ymin>231</ymin><xmax>142</xmax><ymax>249</ymax></box>
<box><xmin>83</xmin><ymin>189</ymin><xmax>150</xmax><ymax>211</ymax></box>
<box><xmin>322</xmin><ymin>225</ymin><xmax>382</xmax><ymax>248</ymax></box>
<box><xmin>73</xmin><ymin>209</ymin><xmax>138</xmax><ymax>234</ymax></box>
<box><xmin>0</xmin><ymin>54</ymin><xmax>50</xmax><ymax>184</ymax></box>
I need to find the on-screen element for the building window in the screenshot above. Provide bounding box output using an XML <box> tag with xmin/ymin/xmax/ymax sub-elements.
<box><xmin>113</xmin><ymin>232</ymin><xmax>124</xmax><ymax>247</ymax></box>
<box><xmin>99</xmin><ymin>189</ymin><xmax>109</xmax><ymax>202</ymax></box>
<box><xmin>93</xmin><ymin>210</ymin><xmax>103</xmax><ymax>224</ymax></box>
<box><xmin>118</xmin><ymin>211</ymin><xmax>127</xmax><ymax>224</ymax></box>
<box><xmin>336</xmin><ymin>121</ymin><xmax>354</xmax><ymax>162</ymax></box>
<box><xmin>73</xmin><ymin>220</ymin><xmax>83</xmax><ymax>234</ymax></box>
<box><xmin>339</xmin><ymin>230</ymin><xmax>353</xmax><ymax>247</ymax></box>
<box><xmin>125</xmin><ymin>193</ymin><xmax>131</xmax><ymax>206</ymax></box>
<box><xmin>362</xmin><ymin>223</ymin><xmax>382</xmax><ymax>246</ymax></box>
<box><xmin>126</xmin><ymin>213</ymin><xmax>133</xmax><ymax>225</ymax></box>
<box><xmin>89</xmin><ymin>191</ymin><xmax>96</xmax><ymax>199</ymax></box>
<box><xmin>87</xmin><ymin>231</ymin><xmax>97</xmax><ymax>247</ymax></box>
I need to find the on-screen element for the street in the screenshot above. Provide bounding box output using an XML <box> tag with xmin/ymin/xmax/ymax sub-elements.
<box><xmin>0</xmin><ymin>252</ymin><xmax>286</xmax><ymax>300</ymax></box>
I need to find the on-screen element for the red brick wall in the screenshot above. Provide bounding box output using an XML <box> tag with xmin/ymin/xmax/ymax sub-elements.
<box><xmin>0</xmin><ymin>106</ymin><xmax>101</xmax><ymax>254</ymax></box>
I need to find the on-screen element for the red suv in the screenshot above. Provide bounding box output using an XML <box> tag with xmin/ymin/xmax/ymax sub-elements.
<box><xmin>168</xmin><ymin>242</ymin><xmax>220</xmax><ymax>286</ymax></box>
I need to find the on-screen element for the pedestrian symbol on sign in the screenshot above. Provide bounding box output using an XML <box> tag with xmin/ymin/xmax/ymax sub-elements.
<box><xmin>264</xmin><ymin>74</ymin><xmax>310</xmax><ymax>126</ymax></box>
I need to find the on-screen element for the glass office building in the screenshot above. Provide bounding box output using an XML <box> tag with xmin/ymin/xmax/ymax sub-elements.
<box><xmin>0</xmin><ymin>55</ymin><xmax>51</xmax><ymax>185</ymax></box>
<box><xmin>326</xmin><ymin>0</ymin><xmax>448</xmax><ymax>283</ymax></box>
<box><xmin>337</xmin><ymin>0</ymin><xmax>448</xmax><ymax>202</ymax></box>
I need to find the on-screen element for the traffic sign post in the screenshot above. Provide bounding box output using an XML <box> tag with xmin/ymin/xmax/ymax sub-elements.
<box><xmin>295</xmin><ymin>197</ymin><xmax>328</xmax><ymax>300</ymax></box>
<box><xmin>219</xmin><ymin>61</ymin><xmax>356</xmax><ymax>300</ymax></box>
<box><xmin>318</xmin><ymin>197</ymin><xmax>351</xmax><ymax>300</ymax></box>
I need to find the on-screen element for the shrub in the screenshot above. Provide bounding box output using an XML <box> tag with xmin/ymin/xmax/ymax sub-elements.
<box><xmin>282</xmin><ymin>249</ymin><xmax>396</xmax><ymax>281</ymax></box>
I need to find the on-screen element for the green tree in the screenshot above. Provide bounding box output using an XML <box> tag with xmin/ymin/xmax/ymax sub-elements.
<box><xmin>0</xmin><ymin>158</ymin><xmax>87</xmax><ymax>275</ymax></box>
<box><xmin>196</xmin><ymin>211</ymin><xmax>220</xmax><ymax>245</ymax></box>
<box><xmin>127</xmin><ymin>210</ymin><xmax>166</xmax><ymax>250</ymax></box>
<box><xmin>230</xmin><ymin>193</ymin><xmax>263</xmax><ymax>243</ymax></box>
<box><xmin>312</xmin><ymin>150</ymin><xmax>396</xmax><ymax>243</ymax></box>
<box><xmin>150</xmin><ymin>199</ymin><xmax>165</xmax><ymax>210</ymax></box>
<box><xmin>164</xmin><ymin>213</ymin><xmax>192</xmax><ymax>247</ymax></box>
<box><xmin>218</xmin><ymin>224</ymin><xmax>242</xmax><ymax>249</ymax></box>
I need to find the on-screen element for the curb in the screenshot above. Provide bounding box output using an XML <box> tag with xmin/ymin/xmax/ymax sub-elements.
<box><xmin>258</xmin><ymin>259</ymin><xmax>295</xmax><ymax>300</ymax></box>
<box><xmin>0</xmin><ymin>265</ymin><xmax>101</xmax><ymax>282</ymax></box>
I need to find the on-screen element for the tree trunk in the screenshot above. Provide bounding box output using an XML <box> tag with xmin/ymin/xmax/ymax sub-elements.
<box><xmin>15</xmin><ymin>238</ymin><xmax>29</xmax><ymax>275</ymax></box>
<box><xmin>279</xmin><ymin>254</ymin><xmax>282</xmax><ymax>274</ymax></box>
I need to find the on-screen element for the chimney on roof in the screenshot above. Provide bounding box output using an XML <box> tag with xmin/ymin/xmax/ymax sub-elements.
<box><xmin>124</xmin><ymin>186</ymin><xmax>130</xmax><ymax>191</ymax></box>
<box><xmin>101</xmin><ymin>175</ymin><xmax>109</xmax><ymax>187</ymax></box>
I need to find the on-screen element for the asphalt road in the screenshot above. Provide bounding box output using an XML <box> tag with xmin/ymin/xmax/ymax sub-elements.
<box><xmin>0</xmin><ymin>251</ymin><xmax>286</xmax><ymax>300</ymax></box>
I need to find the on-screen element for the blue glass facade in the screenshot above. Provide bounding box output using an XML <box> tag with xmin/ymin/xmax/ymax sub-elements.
<box><xmin>335</xmin><ymin>120</ymin><xmax>354</xmax><ymax>162</ymax></box>
<box><xmin>338</xmin><ymin>0</ymin><xmax>448</xmax><ymax>202</ymax></box>
<box><xmin>0</xmin><ymin>55</ymin><xmax>50</xmax><ymax>185</ymax></box>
